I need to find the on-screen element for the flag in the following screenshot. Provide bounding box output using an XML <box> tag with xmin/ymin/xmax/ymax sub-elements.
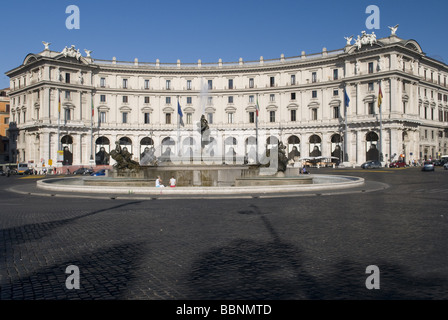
<box><xmin>92</xmin><ymin>99</ymin><xmax>94</xmax><ymax>117</ymax></box>
<box><xmin>58</xmin><ymin>93</ymin><xmax>61</xmax><ymax>113</ymax></box>
<box><xmin>255</xmin><ymin>97</ymin><xmax>260</xmax><ymax>117</ymax></box>
<box><xmin>378</xmin><ymin>84</ymin><xmax>383</xmax><ymax>108</ymax></box>
<box><xmin>178</xmin><ymin>101</ymin><xmax>184</xmax><ymax>127</ymax></box>
<box><xmin>344</xmin><ymin>88</ymin><xmax>350</xmax><ymax>107</ymax></box>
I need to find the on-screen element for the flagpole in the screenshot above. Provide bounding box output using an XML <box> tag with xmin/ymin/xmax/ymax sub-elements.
<box><xmin>378</xmin><ymin>80</ymin><xmax>383</xmax><ymax>163</ymax></box>
<box><xmin>343</xmin><ymin>86</ymin><xmax>350</xmax><ymax>164</ymax></box>
<box><xmin>256</xmin><ymin>93</ymin><xmax>259</xmax><ymax>164</ymax></box>
<box><xmin>90</xmin><ymin>93</ymin><xmax>94</xmax><ymax>164</ymax></box>
<box><xmin>57</xmin><ymin>89</ymin><xmax>61</xmax><ymax>153</ymax></box>
<box><xmin>177</xmin><ymin>96</ymin><xmax>181</xmax><ymax>157</ymax></box>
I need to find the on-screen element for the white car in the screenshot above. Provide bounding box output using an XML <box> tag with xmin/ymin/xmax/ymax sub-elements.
<box><xmin>444</xmin><ymin>162</ymin><xmax>448</xmax><ymax>170</ymax></box>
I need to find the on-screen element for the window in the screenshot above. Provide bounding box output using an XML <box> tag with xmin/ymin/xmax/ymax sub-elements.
<box><xmin>291</xmin><ymin>92</ymin><xmax>296</xmax><ymax>100</ymax></box>
<box><xmin>99</xmin><ymin>111</ymin><xmax>106</xmax><ymax>124</ymax></box>
<box><xmin>403</xmin><ymin>102</ymin><xmax>406</xmax><ymax>114</ymax></box>
<box><xmin>228</xmin><ymin>79</ymin><xmax>233</xmax><ymax>89</ymax></box>
<box><xmin>122</xmin><ymin>96</ymin><xmax>128</xmax><ymax>103</ymax></box>
<box><xmin>228</xmin><ymin>112</ymin><xmax>234</xmax><ymax>124</ymax></box>
<box><xmin>312</xmin><ymin>72</ymin><xmax>317</xmax><ymax>83</ymax></box>
<box><xmin>144</xmin><ymin>112</ymin><xmax>150</xmax><ymax>124</ymax></box>
<box><xmin>208</xmin><ymin>80</ymin><xmax>213</xmax><ymax>90</ymax></box>
<box><xmin>65</xmin><ymin>73</ymin><xmax>70</xmax><ymax>83</ymax></box>
<box><xmin>65</xmin><ymin>91</ymin><xmax>70</xmax><ymax>99</ymax></box>
<box><xmin>270</xmin><ymin>77</ymin><xmax>275</xmax><ymax>87</ymax></box>
<box><xmin>187</xmin><ymin>80</ymin><xmax>192</xmax><ymax>90</ymax></box>
<box><xmin>291</xmin><ymin>75</ymin><xmax>296</xmax><ymax>85</ymax></box>
<box><xmin>333</xmin><ymin>69</ymin><xmax>338</xmax><ymax>80</ymax></box>
<box><xmin>270</xmin><ymin>94</ymin><xmax>275</xmax><ymax>102</ymax></box>
<box><xmin>144</xmin><ymin>79</ymin><xmax>150</xmax><ymax>89</ymax></box>
<box><xmin>249</xmin><ymin>112</ymin><xmax>255</xmax><ymax>123</ymax></box>
<box><xmin>249</xmin><ymin>95</ymin><xmax>254</xmax><ymax>103</ymax></box>
<box><xmin>207</xmin><ymin>113</ymin><xmax>213</xmax><ymax>124</ymax></box>
<box><xmin>290</xmin><ymin>109</ymin><xmax>296</xmax><ymax>122</ymax></box>
<box><xmin>123</xmin><ymin>79</ymin><xmax>128</xmax><ymax>89</ymax></box>
<box><xmin>4</xmin><ymin>117</ymin><xmax>9</xmax><ymax>124</ymax></box>
<box><xmin>165</xmin><ymin>113</ymin><xmax>171</xmax><ymax>124</ymax></box>
<box><xmin>368</xmin><ymin>102</ymin><xmax>375</xmax><ymax>115</ymax></box>
<box><xmin>333</xmin><ymin>106</ymin><xmax>340</xmax><ymax>119</ymax></box>
<box><xmin>368</xmin><ymin>82</ymin><xmax>374</xmax><ymax>91</ymax></box>
<box><xmin>368</xmin><ymin>62</ymin><xmax>374</xmax><ymax>74</ymax></box>
<box><xmin>207</xmin><ymin>97</ymin><xmax>213</xmax><ymax>105</ymax></box>
<box><xmin>144</xmin><ymin>96</ymin><xmax>150</xmax><ymax>104</ymax></box>
<box><xmin>100</xmin><ymin>95</ymin><xmax>106</xmax><ymax>102</ymax></box>
<box><xmin>333</xmin><ymin>89</ymin><xmax>339</xmax><ymax>96</ymax></box>
<box><xmin>100</xmin><ymin>78</ymin><xmax>106</xmax><ymax>87</ymax></box>
<box><xmin>186</xmin><ymin>113</ymin><xmax>192</xmax><ymax>125</ymax></box>
<box><xmin>311</xmin><ymin>108</ymin><xmax>318</xmax><ymax>120</ymax></box>
<box><xmin>166</xmin><ymin>80</ymin><xmax>171</xmax><ymax>90</ymax></box>
<box><xmin>64</xmin><ymin>108</ymin><xmax>71</xmax><ymax>121</ymax></box>
<box><xmin>249</xmin><ymin>78</ymin><xmax>254</xmax><ymax>88</ymax></box>
<box><xmin>228</xmin><ymin>96</ymin><xmax>234</xmax><ymax>104</ymax></box>
<box><xmin>312</xmin><ymin>90</ymin><xmax>317</xmax><ymax>98</ymax></box>
<box><xmin>122</xmin><ymin>112</ymin><xmax>128</xmax><ymax>123</ymax></box>
<box><xmin>166</xmin><ymin>97</ymin><xmax>171</xmax><ymax>104</ymax></box>
<box><xmin>187</xmin><ymin>97</ymin><xmax>192</xmax><ymax>104</ymax></box>
<box><xmin>269</xmin><ymin>111</ymin><xmax>275</xmax><ymax>122</ymax></box>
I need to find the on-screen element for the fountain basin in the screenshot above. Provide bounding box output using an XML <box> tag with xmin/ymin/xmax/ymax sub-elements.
<box><xmin>36</xmin><ymin>174</ymin><xmax>364</xmax><ymax>196</ymax></box>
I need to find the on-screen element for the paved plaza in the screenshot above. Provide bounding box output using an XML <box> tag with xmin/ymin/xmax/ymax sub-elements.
<box><xmin>0</xmin><ymin>167</ymin><xmax>447</xmax><ymax>302</ymax></box>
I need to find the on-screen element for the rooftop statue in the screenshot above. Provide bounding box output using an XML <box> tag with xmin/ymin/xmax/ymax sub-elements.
<box><xmin>388</xmin><ymin>24</ymin><xmax>399</xmax><ymax>36</ymax></box>
<box><xmin>42</xmin><ymin>41</ymin><xmax>51</xmax><ymax>50</ymax></box>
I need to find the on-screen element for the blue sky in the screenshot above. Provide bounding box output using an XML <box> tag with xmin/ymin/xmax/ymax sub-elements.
<box><xmin>1</xmin><ymin>0</ymin><xmax>447</xmax><ymax>89</ymax></box>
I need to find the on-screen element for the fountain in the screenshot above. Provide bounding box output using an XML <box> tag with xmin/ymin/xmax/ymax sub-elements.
<box><xmin>36</xmin><ymin>77</ymin><xmax>365</xmax><ymax>196</ymax></box>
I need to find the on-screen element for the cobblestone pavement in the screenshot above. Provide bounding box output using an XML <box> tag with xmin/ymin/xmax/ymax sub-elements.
<box><xmin>0</xmin><ymin>167</ymin><xmax>447</xmax><ymax>301</ymax></box>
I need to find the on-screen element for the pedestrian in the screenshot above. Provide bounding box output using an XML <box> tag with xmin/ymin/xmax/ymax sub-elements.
<box><xmin>169</xmin><ymin>176</ymin><xmax>176</xmax><ymax>188</ymax></box>
<box><xmin>155</xmin><ymin>176</ymin><xmax>165</xmax><ymax>188</ymax></box>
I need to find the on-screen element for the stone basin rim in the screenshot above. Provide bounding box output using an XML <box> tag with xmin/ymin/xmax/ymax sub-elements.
<box><xmin>36</xmin><ymin>174</ymin><xmax>365</xmax><ymax>195</ymax></box>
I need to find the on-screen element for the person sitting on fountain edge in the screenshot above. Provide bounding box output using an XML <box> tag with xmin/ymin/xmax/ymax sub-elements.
<box><xmin>156</xmin><ymin>176</ymin><xmax>165</xmax><ymax>188</ymax></box>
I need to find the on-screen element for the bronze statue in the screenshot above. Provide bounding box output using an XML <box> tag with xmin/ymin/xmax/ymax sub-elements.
<box><xmin>259</xmin><ymin>141</ymin><xmax>289</xmax><ymax>173</ymax></box>
<box><xmin>110</xmin><ymin>141</ymin><xmax>141</xmax><ymax>171</ymax></box>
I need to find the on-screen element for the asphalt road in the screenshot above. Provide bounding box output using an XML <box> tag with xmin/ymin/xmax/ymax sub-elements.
<box><xmin>0</xmin><ymin>166</ymin><xmax>447</xmax><ymax>303</ymax></box>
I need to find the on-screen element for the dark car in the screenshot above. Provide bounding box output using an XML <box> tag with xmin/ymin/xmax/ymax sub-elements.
<box><xmin>0</xmin><ymin>170</ymin><xmax>5</xmax><ymax>176</ymax></box>
<box><xmin>23</xmin><ymin>169</ymin><xmax>35</xmax><ymax>175</ymax></box>
<box><xmin>361</xmin><ymin>160</ymin><xmax>382</xmax><ymax>169</ymax></box>
<box><xmin>73</xmin><ymin>167</ymin><xmax>94</xmax><ymax>175</ymax></box>
<box><xmin>421</xmin><ymin>161</ymin><xmax>435</xmax><ymax>171</ymax></box>
<box><xmin>389</xmin><ymin>161</ymin><xmax>407</xmax><ymax>168</ymax></box>
<box><xmin>91</xmin><ymin>169</ymin><xmax>106</xmax><ymax>176</ymax></box>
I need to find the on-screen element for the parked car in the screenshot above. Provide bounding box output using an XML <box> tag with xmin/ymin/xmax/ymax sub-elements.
<box><xmin>389</xmin><ymin>161</ymin><xmax>407</xmax><ymax>168</ymax></box>
<box><xmin>23</xmin><ymin>168</ymin><xmax>35</xmax><ymax>175</ymax></box>
<box><xmin>0</xmin><ymin>170</ymin><xmax>5</xmax><ymax>176</ymax></box>
<box><xmin>444</xmin><ymin>163</ymin><xmax>448</xmax><ymax>170</ymax></box>
<box><xmin>361</xmin><ymin>160</ymin><xmax>382</xmax><ymax>169</ymax></box>
<box><xmin>73</xmin><ymin>167</ymin><xmax>94</xmax><ymax>175</ymax></box>
<box><xmin>421</xmin><ymin>161</ymin><xmax>435</xmax><ymax>171</ymax></box>
<box><xmin>91</xmin><ymin>169</ymin><xmax>106</xmax><ymax>176</ymax></box>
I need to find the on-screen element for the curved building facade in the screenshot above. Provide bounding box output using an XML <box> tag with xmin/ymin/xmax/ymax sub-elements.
<box><xmin>5</xmin><ymin>30</ymin><xmax>448</xmax><ymax>169</ymax></box>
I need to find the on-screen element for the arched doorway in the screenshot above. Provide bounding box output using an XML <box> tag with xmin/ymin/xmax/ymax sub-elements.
<box><xmin>182</xmin><ymin>137</ymin><xmax>196</xmax><ymax>161</ymax></box>
<box><xmin>245</xmin><ymin>136</ymin><xmax>257</xmax><ymax>164</ymax></box>
<box><xmin>224</xmin><ymin>137</ymin><xmax>237</xmax><ymax>163</ymax></box>
<box><xmin>331</xmin><ymin>134</ymin><xmax>343</xmax><ymax>162</ymax></box>
<box><xmin>366</xmin><ymin>131</ymin><xmax>379</xmax><ymax>161</ymax></box>
<box><xmin>309</xmin><ymin>135</ymin><xmax>322</xmax><ymax>157</ymax></box>
<box><xmin>119</xmin><ymin>137</ymin><xmax>133</xmax><ymax>155</ymax></box>
<box><xmin>61</xmin><ymin>135</ymin><xmax>73</xmax><ymax>165</ymax></box>
<box><xmin>140</xmin><ymin>137</ymin><xmax>154</xmax><ymax>160</ymax></box>
<box><xmin>161</xmin><ymin>137</ymin><xmax>175</xmax><ymax>162</ymax></box>
<box><xmin>95</xmin><ymin>136</ymin><xmax>110</xmax><ymax>165</ymax></box>
<box><xmin>287</xmin><ymin>135</ymin><xmax>300</xmax><ymax>161</ymax></box>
